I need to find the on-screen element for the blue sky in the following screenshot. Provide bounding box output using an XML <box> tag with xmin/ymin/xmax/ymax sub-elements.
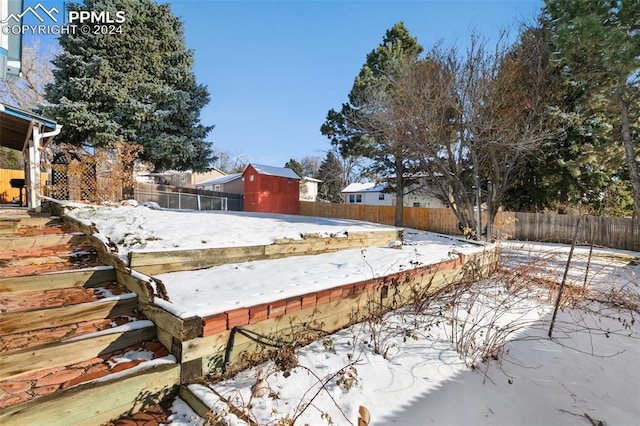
<box><xmin>20</xmin><ymin>0</ymin><xmax>544</xmax><ymax>168</ymax></box>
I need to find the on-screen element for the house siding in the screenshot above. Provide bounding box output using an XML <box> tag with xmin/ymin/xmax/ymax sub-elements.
<box><xmin>345</xmin><ymin>192</ymin><xmax>392</xmax><ymax>206</ymax></box>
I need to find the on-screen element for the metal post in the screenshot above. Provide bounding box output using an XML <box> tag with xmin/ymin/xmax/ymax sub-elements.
<box><xmin>475</xmin><ymin>175</ymin><xmax>481</xmax><ymax>238</ymax></box>
<box><xmin>583</xmin><ymin>219</ymin><xmax>595</xmax><ymax>290</ymax></box>
<box><xmin>548</xmin><ymin>216</ymin><xmax>582</xmax><ymax>339</ymax></box>
<box><xmin>197</xmin><ymin>195</ymin><xmax>201</xmax><ymax>211</ymax></box>
<box><xmin>487</xmin><ymin>180</ymin><xmax>493</xmax><ymax>239</ymax></box>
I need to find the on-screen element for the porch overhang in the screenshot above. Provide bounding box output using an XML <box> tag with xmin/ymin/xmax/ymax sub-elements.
<box><xmin>0</xmin><ymin>103</ymin><xmax>62</xmax><ymax>211</ymax></box>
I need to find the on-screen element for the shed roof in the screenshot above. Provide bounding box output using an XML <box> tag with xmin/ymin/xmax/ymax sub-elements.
<box><xmin>246</xmin><ymin>163</ymin><xmax>300</xmax><ymax>180</ymax></box>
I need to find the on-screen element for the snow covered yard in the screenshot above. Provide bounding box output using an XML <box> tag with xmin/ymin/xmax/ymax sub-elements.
<box><xmin>65</xmin><ymin>204</ymin><xmax>486</xmax><ymax>319</ymax></box>
<box><xmin>65</xmin><ymin>205</ymin><xmax>402</xmax><ymax>254</ymax></box>
<box><xmin>60</xmin><ymin>205</ymin><xmax>640</xmax><ymax>425</ymax></box>
<box><xmin>166</xmin><ymin>242</ymin><xmax>640</xmax><ymax>426</ymax></box>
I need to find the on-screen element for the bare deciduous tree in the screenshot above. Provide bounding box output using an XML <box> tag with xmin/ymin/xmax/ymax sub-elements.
<box><xmin>211</xmin><ymin>148</ymin><xmax>248</xmax><ymax>173</ymax></box>
<box><xmin>0</xmin><ymin>39</ymin><xmax>56</xmax><ymax>110</ymax></box>
<box><xmin>364</xmin><ymin>30</ymin><xmax>559</xmax><ymax>238</ymax></box>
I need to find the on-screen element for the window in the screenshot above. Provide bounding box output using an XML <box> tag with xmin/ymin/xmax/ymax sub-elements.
<box><xmin>356</xmin><ymin>194</ymin><xmax>362</xmax><ymax>203</ymax></box>
<box><xmin>349</xmin><ymin>194</ymin><xmax>355</xmax><ymax>203</ymax></box>
<box><xmin>214</xmin><ymin>185</ymin><xmax>221</xmax><ymax>191</ymax></box>
<box><xmin>249</xmin><ymin>175</ymin><xmax>254</xmax><ymax>181</ymax></box>
<box><xmin>378</xmin><ymin>193</ymin><xmax>384</xmax><ymax>200</ymax></box>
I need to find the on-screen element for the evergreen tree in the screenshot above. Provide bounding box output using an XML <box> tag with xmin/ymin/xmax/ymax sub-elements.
<box><xmin>45</xmin><ymin>0</ymin><xmax>213</xmax><ymax>172</ymax></box>
<box><xmin>316</xmin><ymin>151</ymin><xmax>345</xmax><ymax>203</ymax></box>
<box><xmin>545</xmin><ymin>0</ymin><xmax>640</xmax><ymax>216</ymax></box>
<box><xmin>284</xmin><ymin>159</ymin><xmax>304</xmax><ymax>177</ymax></box>
<box><xmin>321</xmin><ymin>22</ymin><xmax>424</xmax><ymax>226</ymax></box>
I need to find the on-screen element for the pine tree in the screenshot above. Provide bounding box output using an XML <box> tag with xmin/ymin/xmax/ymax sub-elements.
<box><xmin>284</xmin><ymin>159</ymin><xmax>304</xmax><ymax>177</ymax></box>
<box><xmin>545</xmin><ymin>0</ymin><xmax>640</xmax><ymax>216</ymax></box>
<box><xmin>321</xmin><ymin>22</ymin><xmax>424</xmax><ymax>225</ymax></box>
<box><xmin>45</xmin><ymin>0</ymin><xmax>213</xmax><ymax>172</ymax></box>
<box><xmin>316</xmin><ymin>151</ymin><xmax>345</xmax><ymax>203</ymax></box>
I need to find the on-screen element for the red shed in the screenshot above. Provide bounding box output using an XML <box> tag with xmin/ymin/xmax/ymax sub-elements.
<box><xmin>242</xmin><ymin>163</ymin><xmax>301</xmax><ymax>214</ymax></box>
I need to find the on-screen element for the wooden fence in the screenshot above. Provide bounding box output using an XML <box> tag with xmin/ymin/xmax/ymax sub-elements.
<box><xmin>300</xmin><ymin>202</ymin><xmax>515</xmax><ymax>237</ymax></box>
<box><xmin>300</xmin><ymin>202</ymin><xmax>639</xmax><ymax>252</ymax></box>
<box><xmin>515</xmin><ymin>212</ymin><xmax>640</xmax><ymax>252</ymax></box>
<box><xmin>0</xmin><ymin>169</ymin><xmax>48</xmax><ymax>205</ymax></box>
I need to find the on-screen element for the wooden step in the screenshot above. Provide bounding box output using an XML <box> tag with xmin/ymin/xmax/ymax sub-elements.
<box><xmin>0</xmin><ymin>292</ymin><xmax>138</xmax><ymax>335</ymax></box>
<box><xmin>0</xmin><ymin>313</ymin><xmax>146</xmax><ymax>354</ymax></box>
<box><xmin>0</xmin><ymin>266</ymin><xmax>116</xmax><ymax>294</ymax></box>
<box><xmin>0</xmin><ymin>349</ymin><xmax>179</xmax><ymax>425</ymax></box>
<box><xmin>0</xmin><ymin>233</ymin><xmax>86</xmax><ymax>250</ymax></box>
<box><xmin>0</xmin><ymin>322</ymin><xmax>157</xmax><ymax>382</ymax></box>
<box><xmin>0</xmin><ymin>234</ymin><xmax>100</xmax><ymax>278</ymax></box>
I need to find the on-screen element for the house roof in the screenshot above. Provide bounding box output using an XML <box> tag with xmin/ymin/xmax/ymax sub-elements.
<box><xmin>0</xmin><ymin>103</ymin><xmax>59</xmax><ymax>151</ymax></box>
<box><xmin>342</xmin><ymin>182</ymin><xmax>387</xmax><ymax>193</ymax></box>
<box><xmin>196</xmin><ymin>173</ymin><xmax>242</xmax><ymax>186</ymax></box>
<box><xmin>302</xmin><ymin>177</ymin><xmax>323</xmax><ymax>183</ymax></box>
<box><xmin>246</xmin><ymin>163</ymin><xmax>300</xmax><ymax>180</ymax></box>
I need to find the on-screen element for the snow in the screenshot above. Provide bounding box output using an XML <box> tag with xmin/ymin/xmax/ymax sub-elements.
<box><xmin>62</xmin><ymin>205</ymin><xmax>639</xmax><ymax>425</ymax></box>
<box><xmin>164</xmin><ymin>242</ymin><xmax>639</xmax><ymax>426</ymax></box>
<box><xmin>62</xmin><ymin>320</ymin><xmax>155</xmax><ymax>343</ymax></box>
<box><xmin>65</xmin><ymin>204</ymin><xmax>401</xmax><ymax>254</ymax></box>
<box><xmin>154</xmin><ymin>232</ymin><xmax>484</xmax><ymax>318</ymax></box>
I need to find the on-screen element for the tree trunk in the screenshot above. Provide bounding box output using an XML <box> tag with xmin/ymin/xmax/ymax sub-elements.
<box><xmin>394</xmin><ymin>160</ymin><xmax>404</xmax><ymax>227</ymax></box>
<box><xmin>613</xmin><ymin>88</ymin><xmax>640</xmax><ymax>218</ymax></box>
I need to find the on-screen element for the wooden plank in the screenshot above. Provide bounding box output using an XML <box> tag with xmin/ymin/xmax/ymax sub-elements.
<box><xmin>0</xmin><ymin>326</ymin><xmax>156</xmax><ymax>381</ymax></box>
<box><xmin>0</xmin><ymin>296</ymin><xmax>138</xmax><ymax>335</ymax></box>
<box><xmin>182</xmin><ymin>249</ymin><xmax>500</xmax><ymax>371</ymax></box>
<box><xmin>140</xmin><ymin>304</ymin><xmax>202</xmax><ymax>341</ymax></box>
<box><xmin>0</xmin><ymin>234</ymin><xmax>85</xmax><ymax>250</ymax></box>
<box><xmin>156</xmin><ymin>327</ymin><xmax>175</xmax><ymax>358</ymax></box>
<box><xmin>130</xmin><ymin>230</ymin><xmax>401</xmax><ymax>275</ymax></box>
<box><xmin>180</xmin><ymin>358</ymin><xmax>203</xmax><ymax>383</ymax></box>
<box><xmin>179</xmin><ymin>385</ymin><xmax>211</xmax><ymax>420</ymax></box>
<box><xmin>129</xmin><ymin>246</ymin><xmax>266</xmax><ymax>268</ymax></box>
<box><xmin>0</xmin><ymin>363</ymin><xmax>180</xmax><ymax>426</ymax></box>
<box><xmin>0</xmin><ymin>221</ymin><xmax>19</xmax><ymax>236</ymax></box>
<box><xmin>116</xmin><ymin>270</ymin><xmax>153</xmax><ymax>304</ymax></box>
<box><xmin>0</xmin><ymin>267</ymin><xmax>115</xmax><ymax>294</ymax></box>
<box><xmin>181</xmin><ymin>290</ymin><xmax>379</xmax><ymax>364</ymax></box>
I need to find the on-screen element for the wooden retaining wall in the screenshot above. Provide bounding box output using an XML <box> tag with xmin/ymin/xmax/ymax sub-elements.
<box><xmin>53</xmin><ymin>201</ymin><xmax>498</xmax><ymax>384</ymax></box>
<box><xmin>128</xmin><ymin>229</ymin><xmax>403</xmax><ymax>275</ymax></box>
<box><xmin>178</xmin><ymin>248</ymin><xmax>499</xmax><ymax>379</ymax></box>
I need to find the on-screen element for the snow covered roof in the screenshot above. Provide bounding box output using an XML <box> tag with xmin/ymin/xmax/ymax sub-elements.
<box><xmin>342</xmin><ymin>182</ymin><xmax>388</xmax><ymax>193</ymax></box>
<box><xmin>246</xmin><ymin>163</ymin><xmax>300</xmax><ymax>180</ymax></box>
<box><xmin>195</xmin><ymin>173</ymin><xmax>242</xmax><ymax>186</ymax></box>
<box><xmin>303</xmin><ymin>176</ymin><xmax>323</xmax><ymax>183</ymax></box>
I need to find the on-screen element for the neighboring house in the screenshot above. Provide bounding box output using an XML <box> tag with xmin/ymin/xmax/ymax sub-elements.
<box><xmin>243</xmin><ymin>163</ymin><xmax>300</xmax><ymax>215</ymax></box>
<box><xmin>144</xmin><ymin>170</ymin><xmax>193</xmax><ymax>187</ymax></box>
<box><xmin>300</xmin><ymin>177</ymin><xmax>322</xmax><ymax>202</ymax></box>
<box><xmin>191</xmin><ymin>169</ymin><xmax>225</xmax><ymax>187</ymax></box>
<box><xmin>342</xmin><ymin>182</ymin><xmax>391</xmax><ymax>206</ymax></box>
<box><xmin>195</xmin><ymin>173</ymin><xmax>244</xmax><ymax>194</ymax></box>
<box><xmin>342</xmin><ymin>182</ymin><xmax>446</xmax><ymax>208</ymax></box>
